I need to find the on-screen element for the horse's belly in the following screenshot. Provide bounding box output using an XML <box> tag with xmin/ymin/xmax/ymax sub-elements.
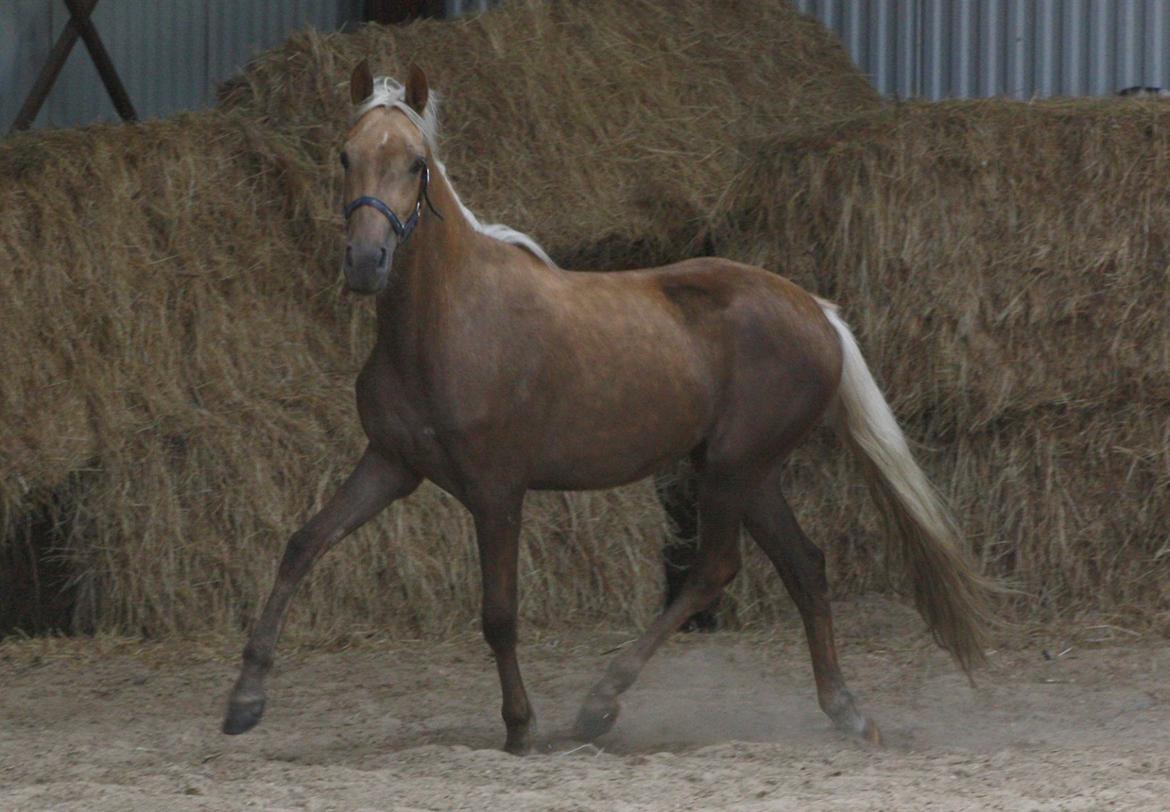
<box><xmin>528</xmin><ymin>447</ymin><xmax>688</xmax><ymax>490</ymax></box>
<box><xmin>527</xmin><ymin>386</ymin><xmax>709</xmax><ymax>490</ymax></box>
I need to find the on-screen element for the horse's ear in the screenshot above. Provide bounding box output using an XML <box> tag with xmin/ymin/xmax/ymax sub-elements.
<box><xmin>350</xmin><ymin>59</ymin><xmax>374</xmax><ymax>105</ymax></box>
<box><xmin>405</xmin><ymin>64</ymin><xmax>429</xmax><ymax>115</ymax></box>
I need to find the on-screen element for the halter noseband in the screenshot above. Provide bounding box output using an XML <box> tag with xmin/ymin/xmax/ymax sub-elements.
<box><xmin>342</xmin><ymin>162</ymin><xmax>442</xmax><ymax>245</ymax></box>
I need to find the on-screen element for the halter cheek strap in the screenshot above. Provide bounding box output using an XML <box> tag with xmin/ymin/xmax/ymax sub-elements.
<box><xmin>342</xmin><ymin>163</ymin><xmax>442</xmax><ymax>245</ymax></box>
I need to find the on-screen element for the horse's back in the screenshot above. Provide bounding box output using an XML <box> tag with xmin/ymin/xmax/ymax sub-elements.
<box><xmin>632</xmin><ymin>257</ymin><xmax>841</xmax><ymax>371</ymax></box>
<box><xmin>555</xmin><ymin>255</ymin><xmax>842</xmax><ymax>393</ymax></box>
<box><xmin>542</xmin><ymin>256</ymin><xmax>843</xmax><ymax>473</ymax></box>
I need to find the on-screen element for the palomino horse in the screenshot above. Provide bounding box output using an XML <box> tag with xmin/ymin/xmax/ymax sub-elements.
<box><xmin>223</xmin><ymin>62</ymin><xmax>997</xmax><ymax>753</ymax></box>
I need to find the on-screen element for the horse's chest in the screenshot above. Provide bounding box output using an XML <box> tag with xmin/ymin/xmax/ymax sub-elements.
<box><xmin>354</xmin><ymin>356</ymin><xmax>479</xmax><ymax>492</ymax></box>
<box><xmin>356</xmin><ymin>359</ymin><xmax>430</xmax><ymax>453</ymax></box>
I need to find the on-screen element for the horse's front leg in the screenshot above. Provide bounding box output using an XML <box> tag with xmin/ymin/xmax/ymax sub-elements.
<box><xmin>473</xmin><ymin>500</ymin><xmax>533</xmax><ymax>754</ymax></box>
<box><xmin>223</xmin><ymin>448</ymin><xmax>419</xmax><ymax>735</ymax></box>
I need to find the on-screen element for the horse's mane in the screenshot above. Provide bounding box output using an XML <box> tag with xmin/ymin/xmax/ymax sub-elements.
<box><xmin>352</xmin><ymin>77</ymin><xmax>556</xmax><ymax>267</ymax></box>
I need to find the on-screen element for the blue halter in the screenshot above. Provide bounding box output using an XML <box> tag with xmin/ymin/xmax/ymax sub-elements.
<box><xmin>343</xmin><ymin>162</ymin><xmax>441</xmax><ymax>245</ymax></box>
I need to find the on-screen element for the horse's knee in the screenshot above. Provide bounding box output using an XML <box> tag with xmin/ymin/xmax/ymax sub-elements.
<box><xmin>482</xmin><ymin>602</ymin><xmax>517</xmax><ymax>652</ymax></box>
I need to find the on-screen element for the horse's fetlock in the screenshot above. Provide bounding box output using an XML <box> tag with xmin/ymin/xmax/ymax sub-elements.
<box><xmin>603</xmin><ymin>660</ymin><xmax>639</xmax><ymax>694</ymax></box>
<box><xmin>819</xmin><ymin>686</ymin><xmax>857</xmax><ymax>719</ymax></box>
<box><xmin>501</xmin><ymin>701</ymin><xmax>532</xmax><ymax>729</ymax></box>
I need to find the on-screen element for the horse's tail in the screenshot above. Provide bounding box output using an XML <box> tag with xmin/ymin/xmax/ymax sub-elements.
<box><xmin>820</xmin><ymin>303</ymin><xmax>998</xmax><ymax>674</ymax></box>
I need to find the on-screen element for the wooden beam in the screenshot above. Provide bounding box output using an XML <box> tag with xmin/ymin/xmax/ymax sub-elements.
<box><xmin>9</xmin><ymin>0</ymin><xmax>137</xmax><ymax>133</ymax></box>
<box><xmin>364</xmin><ymin>0</ymin><xmax>445</xmax><ymax>24</ymax></box>
<box><xmin>63</xmin><ymin>0</ymin><xmax>137</xmax><ymax>124</ymax></box>
<box><xmin>9</xmin><ymin>0</ymin><xmax>92</xmax><ymax>132</ymax></box>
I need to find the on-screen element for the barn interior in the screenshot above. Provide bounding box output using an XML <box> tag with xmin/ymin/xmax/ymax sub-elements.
<box><xmin>1</xmin><ymin>0</ymin><xmax>1167</xmax><ymax>643</ymax></box>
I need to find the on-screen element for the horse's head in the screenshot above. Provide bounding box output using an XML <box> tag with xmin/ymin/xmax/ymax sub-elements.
<box><xmin>340</xmin><ymin>60</ymin><xmax>433</xmax><ymax>294</ymax></box>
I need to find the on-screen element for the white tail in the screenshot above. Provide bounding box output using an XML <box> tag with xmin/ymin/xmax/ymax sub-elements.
<box><xmin>822</xmin><ymin>305</ymin><xmax>997</xmax><ymax>673</ymax></box>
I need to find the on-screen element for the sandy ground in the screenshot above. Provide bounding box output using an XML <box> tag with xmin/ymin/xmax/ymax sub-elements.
<box><xmin>2</xmin><ymin>598</ymin><xmax>1168</xmax><ymax>811</ymax></box>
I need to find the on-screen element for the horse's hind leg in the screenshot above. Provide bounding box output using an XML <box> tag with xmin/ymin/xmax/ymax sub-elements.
<box><xmin>575</xmin><ymin>478</ymin><xmax>744</xmax><ymax>741</ymax></box>
<box><xmin>655</xmin><ymin>459</ymin><xmax>719</xmax><ymax>631</ymax></box>
<box><xmin>223</xmin><ymin>448</ymin><xmax>419</xmax><ymax>735</ymax></box>
<box><xmin>743</xmin><ymin>466</ymin><xmax>881</xmax><ymax>744</ymax></box>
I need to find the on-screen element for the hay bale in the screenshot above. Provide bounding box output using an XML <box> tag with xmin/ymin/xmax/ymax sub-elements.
<box><xmin>716</xmin><ymin>99</ymin><xmax>1170</xmax><ymax>623</ymax></box>
<box><xmin>0</xmin><ymin>110</ymin><xmax>677</xmax><ymax>636</ymax></box>
<box><xmin>11</xmin><ymin>12</ymin><xmax>1166</xmax><ymax>632</ymax></box>
<box><xmin>2</xmin><ymin>2</ymin><xmax>876</xmax><ymax>637</ymax></box>
<box><xmin>0</xmin><ymin>112</ymin><xmax>358</xmax><ymax>633</ymax></box>
<box><xmin>220</xmin><ymin>0</ymin><xmax>880</xmax><ymax>269</ymax></box>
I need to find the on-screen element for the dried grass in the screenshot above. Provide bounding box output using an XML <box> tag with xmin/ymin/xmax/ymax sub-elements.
<box><xmin>717</xmin><ymin>99</ymin><xmax>1170</xmax><ymax>625</ymax></box>
<box><xmin>1</xmin><ymin>1</ymin><xmax>874</xmax><ymax>637</ymax></box>
<box><xmin>218</xmin><ymin>0</ymin><xmax>880</xmax><ymax>269</ymax></box>
<box><xmin>10</xmin><ymin>4</ymin><xmax>1161</xmax><ymax>640</ymax></box>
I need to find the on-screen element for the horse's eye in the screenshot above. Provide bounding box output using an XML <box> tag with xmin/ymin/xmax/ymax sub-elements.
<box><xmin>410</xmin><ymin>158</ymin><xmax>425</xmax><ymax>175</ymax></box>
<box><xmin>339</xmin><ymin>151</ymin><xmax>349</xmax><ymax>170</ymax></box>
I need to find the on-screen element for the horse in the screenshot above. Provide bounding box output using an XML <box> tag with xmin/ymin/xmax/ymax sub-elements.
<box><xmin>223</xmin><ymin>61</ymin><xmax>998</xmax><ymax>753</ymax></box>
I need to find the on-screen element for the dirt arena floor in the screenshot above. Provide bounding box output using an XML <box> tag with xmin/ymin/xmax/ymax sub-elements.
<box><xmin>2</xmin><ymin>597</ymin><xmax>1168</xmax><ymax>810</ymax></box>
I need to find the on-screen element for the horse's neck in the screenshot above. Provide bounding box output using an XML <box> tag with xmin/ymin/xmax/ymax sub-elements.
<box><xmin>375</xmin><ymin>164</ymin><xmax>482</xmax><ymax>352</ymax></box>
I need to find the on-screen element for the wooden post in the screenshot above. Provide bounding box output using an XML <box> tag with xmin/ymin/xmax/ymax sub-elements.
<box><xmin>364</xmin><ymin>0</ymin><xmax>446</xmax><ymax>24</ymax></box>
<box><xmin>64</xmin><ymin>0</ymin><xmax>137</xmax><ymax>123</ymax></box>
<box><xmin>9</xmin><ymin>0</ymin><xmax>137</xmax><ymax>133</ymax></box>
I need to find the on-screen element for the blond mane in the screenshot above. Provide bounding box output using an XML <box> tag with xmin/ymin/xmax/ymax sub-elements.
<box><xmin>352</xmin><ymin>77</ymin><xmax>555</xmax><ymax>267</ymax></box>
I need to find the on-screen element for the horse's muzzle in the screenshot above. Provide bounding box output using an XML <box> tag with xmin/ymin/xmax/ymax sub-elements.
<box><xmin>344</xmin><ymin>241</ymin><xmax>392</xmax><ymax>294</ymax></box>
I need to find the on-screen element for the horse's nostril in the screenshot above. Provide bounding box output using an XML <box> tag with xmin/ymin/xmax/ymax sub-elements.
<box><xmin>379</xmin><ymin>247</ymin><xmax>387</xmax><ymax>267</ymax></box>
<box><xmin>346</xmin><ymin>246</ymin><xmax>353</xmax><ymax>266</ymax></box>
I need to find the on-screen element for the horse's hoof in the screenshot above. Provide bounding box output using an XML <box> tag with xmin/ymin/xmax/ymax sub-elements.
<box><xmin>504</xmin><ymin>735</ymin><xmax>532</xmax><ymax>756</ymax></box>
<box><xmin>222</xmin><ymin>697</ymin><xmax>266</xmax><ymax>735</ymax></box>
<box><xmin>573</xmin><ymin>696</ymin><xmax>620</xmax><ymax>741</ymax></box>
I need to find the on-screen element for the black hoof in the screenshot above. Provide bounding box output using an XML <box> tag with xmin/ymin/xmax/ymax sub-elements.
<box><xmin>504</xmin><ymin>736</ymin><xmax>532</xmax><ymax>756</ymax></box>
<box><xmin>573</xmin><ymin>697</ymin><xmax>620</xmax><ymax>741</ymax></box>
<box><xmin>222</xmin><ymin>697</ymin><xmax>266</xmax><ymax>735</ymax></box>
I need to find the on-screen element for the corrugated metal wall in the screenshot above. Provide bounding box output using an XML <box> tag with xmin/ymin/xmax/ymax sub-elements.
<box><xmin>444</xmin><ymin>0</ymin><xmax>503</xmax><ymax>17</ymax></box>
<box><xmin>1</xmin><ymin>0</ymin><xmax>363</xmax><ymax>131</ymax></box>
<box><xmin>0</xmin><ymin>0</ymin><xmax>505</xmax><ymax>132</ymax></box>
<box><xmin>794</xmin><ymin>0</ymin><xmax>1170</xmax><ymax>99</ymax></box>
<box><xmin>11</xmin><ymin>1</ymin><xmax>1169</xmax><ymax>132</ymax></box>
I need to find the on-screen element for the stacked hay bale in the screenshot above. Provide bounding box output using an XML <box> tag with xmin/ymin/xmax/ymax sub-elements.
<box><xmin>0</xmin><ymin>114</ymin><xmax>363</xmax><ymax>634</ymax></box>
<box><xmin>1</xmin><ymin>0</ymin><xmax>878</xmax><ymax>636</ymax></box>
<box><xmin>0</xmin><ymin>111</ymin><xmax>679</xmax><ymax>637</ymax></box>
<box><xmin>718</xmin><ymin>100</ymin><xmax>1170</xmax><ymax>627</ymax></box>
<box><xmin>219</xmin><ymin>0</ymin><xmax>880</xmax><ymax>269</ymax></box>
